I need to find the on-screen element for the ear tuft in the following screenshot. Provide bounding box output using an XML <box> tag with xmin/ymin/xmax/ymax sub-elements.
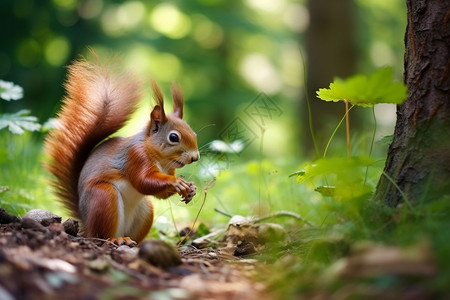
<box><xmin>171</xmin><ymin>82</ymin><xmax>184</xmax><ymax>119</ymax></box>
<box><xmin>151</xmin><ymin>79</ymin><xmax>167</xmax><ymax>122</ymax></box>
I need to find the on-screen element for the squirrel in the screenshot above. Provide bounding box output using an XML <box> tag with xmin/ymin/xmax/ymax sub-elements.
<box><xmin>44</xmin><ymin>57</ymin><xmax>199</xmax><ymax>245</ymax></box>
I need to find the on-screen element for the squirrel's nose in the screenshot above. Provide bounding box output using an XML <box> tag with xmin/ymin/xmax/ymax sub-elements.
<box><xmin>191</xmin><ymin>152</ymin><xmax>200</xmax><ymax>163</ymax></box>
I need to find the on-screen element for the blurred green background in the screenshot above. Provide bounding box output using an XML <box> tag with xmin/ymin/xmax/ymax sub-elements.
<box><xmin>6</xmin><ymin>3</ymin><xmax>450</xmax><ymax>298</ymax></box>
<box><xmin>0</xmin><ymin>0</ymin><xmax>406</xmax><ymax>152</ymax></box>
<box><xmin>0</xmin><ymin>0</ymin><xmax>406</xmax><ymax>219</ymax></box>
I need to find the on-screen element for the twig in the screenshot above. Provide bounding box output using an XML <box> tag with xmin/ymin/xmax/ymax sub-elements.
<box><xmin>191</xmin><ymin>228</ymin><xmax>226</xmax><ymax>248</ymax></box>
<box><xmin>214</xmin><ymin>208</ymin><xmax>233</xmax><ymax>218</ymax></box>
<box><xmin>72</xmin><ymin>237</ymin><xmax>119</xmax><ymax>248</ymax></box>
<box><xmin>254</xmin><ymin>210</ymin><xmax>315</xmax><ymax>227</ymax></box>
<box><xmin>107</xmin><ymin>257</ymin><xmax>155</xmax><ymax>281</ymax></box>
<box><xmin>215</xmin><ymin>208</ymin><xmax>315</xmax><ymax>227</ymax></box>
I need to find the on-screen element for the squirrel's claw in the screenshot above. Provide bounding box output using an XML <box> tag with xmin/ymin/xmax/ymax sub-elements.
<box><xmin>181</xmin><ymin>183</ymin><xmax>196</xmax><ymax>204</ymax></box>
<box><xmin>110</xmin><ymin>237</ymin><xmax>137</xmax><ymax>247</ymax></box>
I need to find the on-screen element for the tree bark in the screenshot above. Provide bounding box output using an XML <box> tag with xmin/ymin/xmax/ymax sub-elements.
<box><xmin>374</xmin><ymin>0</ymin><xmax>450</xmax><ymax>206</ymax></box>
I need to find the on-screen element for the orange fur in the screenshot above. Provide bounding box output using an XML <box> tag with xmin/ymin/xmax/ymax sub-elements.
<box><xmin>44</xmin><ymin>59</ymin><xmax>141</xmax><ymax>220</ymax></box>
<box><xmin>126</xmin><ymin>145</ymin><xmax>178</xmax><ymax>197</ymax></box>
<box><xmin>84</xmin><ymin>182</ymin><xmax>119</xmax><ymax>239</ymax></box>
<box><xmin>44</xmin><ymin>54</ymin><xmax>199</xmax><ymax>244</ymax></box>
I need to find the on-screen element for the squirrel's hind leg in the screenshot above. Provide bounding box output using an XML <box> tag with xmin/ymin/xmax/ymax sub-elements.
<box><xmin>80</xmin><ymin>182</ymin><xmax>120</xmax><ymax>241</ymax></box>
<box><xmin>128</xmin><ymin>197</ymin><xmax>154</xmax><ymax>244</ymax></box>
<box><xmin>80</xmin><ymin>182</ymin><xmax>154</xmax><ymax>245</ymax></box>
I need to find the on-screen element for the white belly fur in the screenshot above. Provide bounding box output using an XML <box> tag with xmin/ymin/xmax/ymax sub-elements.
<box><xmin>111</xmin><ymin>179</ymin><xmax>149</xmax><ymax>238</ymax></box>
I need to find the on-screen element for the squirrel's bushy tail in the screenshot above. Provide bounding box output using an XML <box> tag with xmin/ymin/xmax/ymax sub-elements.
<box><xmin>44</xmin><ymin>59</ymin><xmax>142</xmax><ymax>219</ymax></box>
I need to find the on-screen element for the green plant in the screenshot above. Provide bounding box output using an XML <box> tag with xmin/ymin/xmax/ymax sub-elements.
<box><xmin>268</xmin><ymin>67</ymin><xmax>450</xmax><ymax>299</ymax></box>
<box><xmin>0</xmin><ymin>80</ymin><xmax>42</xmax><ymax>135</ymax></box>
<box><xmin>0</xmin><ymin>80</ymin><xmax>59</xmax><ymax>216</ymax></box>
<box><xmin>316</xmin><ymin>67</ymin><xmax>407</xmax><ymax>158</ymax></box>
<box><xmin>0</xmin><ymin>131</ymin><xmax>58</xmax><ymax>216</ymax></box>
<box><xmin>293</xmin><ymin>67</ymin><xmax>408</xmax><ymax>199</ymax></box>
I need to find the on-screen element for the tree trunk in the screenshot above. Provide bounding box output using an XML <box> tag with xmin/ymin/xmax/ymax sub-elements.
<box><xmin>304</xmin><ymin>0</ymin><xmax>357</xmax><ymax>156</ymax></box>
<box><xmin>374</xmin><ymin>0</ymin><xmax>450</xmax><ymax>206</ymax></box>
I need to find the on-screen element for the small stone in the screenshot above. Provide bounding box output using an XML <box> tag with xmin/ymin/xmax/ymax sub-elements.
<box><xmin>0</xmin><ymin>208</ymin><xmax>19</xmax><ymax>224</ymax></box>
<box><xmin>233</xmin><ymin>241</ymin><xmax>256</xmax><ymax>257</ymax></box>
<box><xmin>179</xmin><ymin>227</ymin><xmax>192</xmax><ymax>237</ymax></box>
<box><xmin>23</xmin><ymin>209</ymin><xmax>61</xmax><ymax>225</ymax></box>
<box><xmin>114</xmin><ymin>245</ymin><xmax>139</xmax><ymax>261</ymax></box>
<box><xmin>86</xmin><ymin>258</ymin><xmax>109</xmax><ymax>273</ymax></box>
<box><xmin>20</xmin><ymin>218</ymin><xmax>45</xmax><ymax>231</ymax></box>
<box><xmin>62</xmin><ymin>218</ymin><xmax>79</xmax><ymax>236</ymax></box>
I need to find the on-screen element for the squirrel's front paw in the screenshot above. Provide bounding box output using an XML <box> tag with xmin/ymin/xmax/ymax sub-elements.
<box><xmin>181</xmin><ymin>183</ymin><xmax>196</xmax><ymax>204</ymax></box>
<box><xmin>174</xmin><ymin>178</ymin><xmax>195</xmax><ymax>202</ymax></box>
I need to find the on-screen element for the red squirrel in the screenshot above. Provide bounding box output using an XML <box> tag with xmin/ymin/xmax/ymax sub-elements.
<box><xmin>44</xmin><ymin>57</ymin><xmax>199</xmax><ymax>245</ymax></box>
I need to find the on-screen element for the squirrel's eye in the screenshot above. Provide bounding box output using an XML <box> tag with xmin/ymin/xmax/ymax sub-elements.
<box><xmin>168</xmin><ymin>131</ymin><xmax>180</xmax><ymax>144</ymax></box>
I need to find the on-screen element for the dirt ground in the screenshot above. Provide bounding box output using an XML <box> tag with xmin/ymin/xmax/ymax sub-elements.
<box><xmin>0</xmin><ymin>208</ymin><xmax>269</xmax><ymax>300</ymax></box>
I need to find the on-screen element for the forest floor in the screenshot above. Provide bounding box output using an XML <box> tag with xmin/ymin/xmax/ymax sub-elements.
<box><xmin>0</xmin><ymin>208</ymin><xmax>270</xmax><ymax>300</ymax></box>
<box><xmin>1</xmin><ymin>207</ymin><xmax>443</xmax><ymax>300</ymax></box>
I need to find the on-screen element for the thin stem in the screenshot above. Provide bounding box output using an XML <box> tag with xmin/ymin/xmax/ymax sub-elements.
<box><xmin>300</xmin><ymin>49</ymin><xmax>320</xmax><ymax>158</ymax></box>
<box><xmin>176</xmin><ymin>194</ymin><xmax>205</xmax><ymax>247</ymax></box>
<box><xmin>364</xmin><ymin>106</ymin><xmax>377</xmax><ymax>184</ymax></box>
<box><xmin>345</xmin><ymin>100</ymin><xmax>351</xmax><ymax>157</ymax></box>
<box><xmin>381</xmin><ymin>171</ymin><xmax>413</xmax><ymax>211</ymax></box>
<box><xmin>168</xmin><ymin>198</ymin><xmax>180</xmax><ymax>240</ymax></box>
<box><xmin>214</xmin><ymin>207</ymin><xmax>233</xmax><ymax>218</ymax></box>
<box><xmin>323</xmin><ymin>104</ymin><xmax>355</xmax><ymax>158</ymax></box>
<box><xmin>177</xmin><ymin>178</ymin><xmax>215</xmax><ymax>247</ymax></box>
<box><xmin>258</xmin><ymin>126</ymin><xmax>265</xmax><ymax>216</ymax></box>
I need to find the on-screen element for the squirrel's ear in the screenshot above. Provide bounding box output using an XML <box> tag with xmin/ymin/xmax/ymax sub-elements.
<box><xmin>150</xmin><ymin>105</ymin><xmax>163</xmax><ymax>133</ymax></box>
<box><xmin>171</xmin><ymin>82</ymin><xmax>184</xmax><ymax>119</ymax></box>
<box><xmin>151</xmin><ymin>79</ymin><xmax>167</xmax><ymax>122</ymax></box>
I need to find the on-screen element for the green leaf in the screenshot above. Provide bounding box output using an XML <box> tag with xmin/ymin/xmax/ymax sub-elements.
<box><xmin>316</xmin><ymin>67</ymin><xmax>407</xmax><ymax>107</ymax></box>
<box><xmin>0</xmin><ymin>109</ymin><xmax>41</xmax><ymax>134</ymax></box>
<box><xmin>377</xmin><ymin>134</ymin><xmax>394</xmax><ymax>145</ymax></box>
<box><xmin>294</xmin><ymin>157</ymin><xmax>375</xmax><ymax>200</ymax></box>
<box><xmin>315</xmin><ymin>186</ymin><xmax>335</xmax><ymax>197</ymax></box>
<box><xmin>294</xmin><ymin>157</ymin><xmax>374</xmax><ymax>184</ymax></box>
<box><xmin>197</xmin><ymin>223</ymin><xmax>211</xmax><ymax>236</ymax></box>
<box><xmin>289</xmin><ymin>170</ymin><xmax>305</xmax><ymax>178</ymax></box>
